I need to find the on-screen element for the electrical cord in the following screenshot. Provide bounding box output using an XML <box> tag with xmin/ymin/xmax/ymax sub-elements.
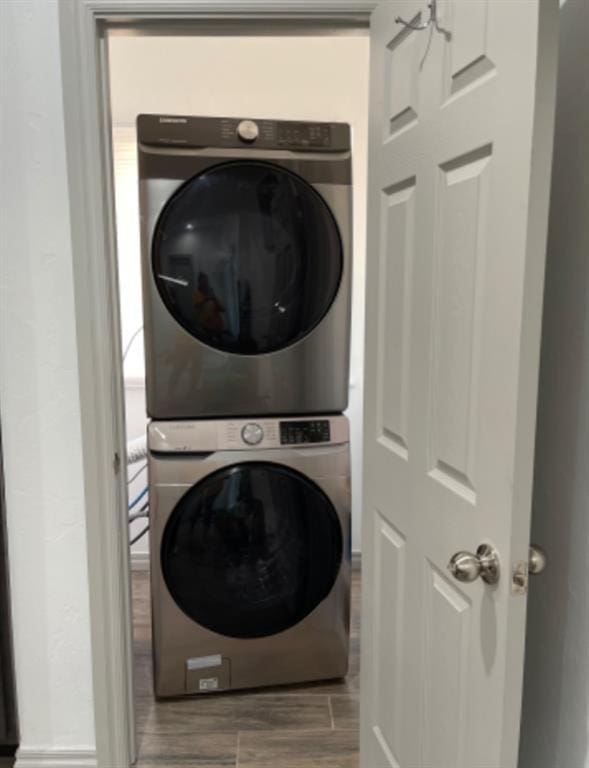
<box><xmin>129</xmin><ymin>485</ymin><xmax>148</xmax><ymax>510</ymax></box>
<box><xmin>129</xmin><ymin>501</ymin><xmax>149</xmax><ymax>524</ymax></box>
<box><xmin>123</xmin><ymin>326</ymin><xmax>143</xmax><ymax>362</ymax></box>
<box><xmin>127</xmin><ymin>462</ymin><xmax>147</xmax><ymax>485</ymax></box>
<box><xmin>130</xmin><ymin>525</ymin><xmax>149</xmax><ymax>546</ymax></box>
<box><xmin>129</xmin><ymin>512</ymin><xmax>149</xmax><ymax>524</ymax></box>
<box><xmin>123</xmin><ymin>325</ymin><xmax>147</xmax><ymax>546</ymax></box>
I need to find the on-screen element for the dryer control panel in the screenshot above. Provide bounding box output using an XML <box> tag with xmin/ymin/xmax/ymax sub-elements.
<box><xmin>137</xmin><ymin>113</ymin><xmax>351</xmax><ymax>152</ymax></box>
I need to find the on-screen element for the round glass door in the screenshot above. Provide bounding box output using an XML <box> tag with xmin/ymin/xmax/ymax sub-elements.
<box><xmin>152</xmin><ymin>161</ymin><xmax>343</xmax><ymax>355</ymax></box>
<box><xmin>160</xmin><ymin>462</ymin><xmax>343</xmax><ymax>639</ymax></box>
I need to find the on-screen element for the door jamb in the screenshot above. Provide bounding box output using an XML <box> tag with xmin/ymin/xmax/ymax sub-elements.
<box><xmin>57</xmin><ymin>2</ymin><xmax>376</xmax><ymax>766</ymax></box>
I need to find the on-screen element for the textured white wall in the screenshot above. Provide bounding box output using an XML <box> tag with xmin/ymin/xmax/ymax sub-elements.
<box><xmin>108</xmin><ymin>33</ymin><xmax>370</xmax><ymax>554</ymax></box>
<box><xmin>0</xmin><ymin>0</ymin><xmax>96</xmax><ymax>755</ymax></box>
<box><xmin>518</xmin><ymin>0</ymin><xmax>589</xmax><ymax>765</ymax></box>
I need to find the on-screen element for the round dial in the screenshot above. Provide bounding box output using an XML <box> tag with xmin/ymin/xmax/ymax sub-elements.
<box><xmin>237</xmin><ymin>119</ymin><xmax>259</xmax><ymax>143</ymax></box>
<box><xmin>241</xmin><ymin>423</ymin><xmax>264</xmax><ymax>446</ymax></box>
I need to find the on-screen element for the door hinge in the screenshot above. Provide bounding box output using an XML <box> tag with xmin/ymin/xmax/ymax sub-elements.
<box><xmin>512</xmin><ymin>561</ymin><xmax>529</xmax><ymax>595</ymax></box>
<box><xmin>113</xmin><ymin>451</ymin><xmax>121</xmax><ymax>475</ymax></box>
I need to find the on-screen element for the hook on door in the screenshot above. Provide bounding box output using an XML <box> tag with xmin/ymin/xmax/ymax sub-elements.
<box><xmin>396</xmin><ymin>0</ymin><xmax>449</xmax><ymax>37</ymax></box>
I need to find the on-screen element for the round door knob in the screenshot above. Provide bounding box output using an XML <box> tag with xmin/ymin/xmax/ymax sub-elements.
<box><xmin>241</xmin><ymin>423</ymin><xmax>264</xmax><ymax>446</ymax></box>
<box><xmin>529</xmin><ymin>545</ymin><xmax>547</xmax><ymax>575</ymax></box>
<box><xmin>237</xmin><ymin>119</ymin><xmax>259</xmax><ymax>143</ymax></box>
<box><xmin>448</xmin><ymin>552</ymin><xmax>481</xmax><ymax>582</ymax></box>
<box><xmin>448</xmin><ymin>543</ymin><xmax>500</xmax><ymax>585</ymax></box>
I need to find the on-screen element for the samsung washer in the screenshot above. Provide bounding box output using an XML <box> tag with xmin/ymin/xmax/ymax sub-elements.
<box><xmin>148</xmin><ymin>415</ymin><xmax>351</xmax><ymax>697</ymax></box>
<box><xmin>138</xmin><ymin>114</ymin><xmax>352</xmax><ymax>419</ymax></box>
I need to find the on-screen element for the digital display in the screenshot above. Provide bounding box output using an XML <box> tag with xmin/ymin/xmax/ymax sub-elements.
<box><xmin>280</xmin><ymin>420</ymin><xmax>331</xmax><ymax>445</ymax></box>
<box><xmin>276</xmin><ymin>122</ymin><xmax>331</xmax><ymax>148</ymax></box>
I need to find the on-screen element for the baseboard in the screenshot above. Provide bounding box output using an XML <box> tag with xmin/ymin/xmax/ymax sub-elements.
<box><xmin>123</xmin><ymin>377</ymin><xmax>145</xmax><ymax>390</ymax></box>
<box><xmin>352</xmin><ymin>551</ymin><xmax>361</xmax><ymax>571</ymax></box>
<box><xmin>15</xmin><ymin>748</ymin><xmax>97</xmax><ymax>768</ymax></box>
<box><xmin>131</xmin><ymin>551</ymin><xmax>150</xmax><ymax>571</ymax></box>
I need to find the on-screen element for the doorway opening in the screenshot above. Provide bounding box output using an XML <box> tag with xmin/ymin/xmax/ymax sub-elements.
<box><xmin>107</xmin><ymin>22</ymin><xmax>369</xmax><ymax>765</ymax></box>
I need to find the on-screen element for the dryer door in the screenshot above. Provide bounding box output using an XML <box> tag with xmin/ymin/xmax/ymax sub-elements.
<box><xmin>152</xmin><ymin>161</ymin><xmax>343</xmax><ymax>355</ymax></box>
<box><xmin>160</xmin><ymin>462</ymin><xmax>343</xmax><ymax>639</ymax></box>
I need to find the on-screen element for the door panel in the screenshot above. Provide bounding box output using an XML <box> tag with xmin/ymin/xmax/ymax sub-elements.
<box><xmin>361</xmin><ymin>1</ymin><xmax>558</xmax><ymax>766</ymax></box>
<box><xmin>443</xmin><ymin>0</ymin><xmax>495</xmax><ymax>101</ymax></box>
<box><xmin>377</xmin><ymin>178</ymin><xmax>416</xmax><ymax>458</ymax></box>
<box><xmin>429</xmin><ymin>144</ymin><xmax>492</xmax><ymax>501</ymax></box>
<box><xmin>421</xmin><ymin>564</ymin><xmax>471</xmax><ymax>768</ymax></box>
<box><xmin>371</xmin><ymin>512</ymin><xmax>405</xmax><ymax>768</ymax></box>
<box><xmin>385</xmin><ymin>27</ymin><xmax>422</xmax><ymax>140</ymax></box>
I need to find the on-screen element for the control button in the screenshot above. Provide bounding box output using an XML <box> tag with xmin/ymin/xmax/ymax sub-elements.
<box><xmin>241</xmin><ymin>423</ymin><xmax>264</xmax><ymax>446</ymax></box>
<box><xmin>237</xmin><ymin>120</ymin><xmax>259</xmax><ymax>143</ymax></box>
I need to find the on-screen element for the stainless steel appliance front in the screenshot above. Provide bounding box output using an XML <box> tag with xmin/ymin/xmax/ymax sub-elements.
<box><xmin>148</xmin><ymin>415</ymin><xmax>351</xmax><ymax>698</ymax></box>
<box><xmin>138</xmin><ymin>114</ymin><xmax>352</xmax><ymax>419</ymax></box>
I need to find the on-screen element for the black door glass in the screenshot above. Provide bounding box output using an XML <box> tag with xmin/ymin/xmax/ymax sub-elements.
<box><xmin>161</xmin><ymin>462</ymin><xmax>343</xmax><ymax>639</ymax></box>
<box><xmin>152</xmin><ymin>161</ymin><xmax>343</xmax><ymax>355</ymax></box>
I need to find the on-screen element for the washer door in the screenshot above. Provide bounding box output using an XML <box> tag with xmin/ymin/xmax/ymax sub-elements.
<box><xmin>160</xmin><ymin>462</ymin><xmax>343</xmax><ymax>639</ymax></box>
<box><xmin>152</xmin><ymin>161</ymin><xmax>343</xmax><ymax>355</ymax></box>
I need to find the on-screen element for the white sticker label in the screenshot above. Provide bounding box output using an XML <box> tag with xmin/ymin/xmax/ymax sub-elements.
<box><xmin>199</xmin><ymin>677</ymin><xmax>219</xmax><ymax>691</ymax></box>
<box><xmin>186</xmin><ymin>654</ymin><xmax>222</xmax><ymax>671</ymax></box>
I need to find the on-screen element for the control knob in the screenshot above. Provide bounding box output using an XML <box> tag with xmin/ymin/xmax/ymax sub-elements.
<box><xmin>241</xmin><ymin>423</ymin><xmax>264</xmax><ymax>446</ymax></box>
<box><xmin>237</xmin><ymin>119</ymin><xmax>259</xmax><ymax>143</ymax></box>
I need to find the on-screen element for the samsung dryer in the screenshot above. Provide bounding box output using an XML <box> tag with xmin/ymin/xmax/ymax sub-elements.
<box><xmin>148</xmin><ymin>415</ymin><xmax>351</xmax><ymax>697</ymax></box>
<box><xmin>138</xmin><ymin>114</ymin><xmax>352</xmax><ymax>419</ymax></box>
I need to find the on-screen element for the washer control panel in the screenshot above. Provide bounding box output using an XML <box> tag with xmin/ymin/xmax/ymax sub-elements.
<box><xmin>241</xmin><ymin>423</ymin><xmax>264</xmax><ymax>445</ymax></box>
<box><xmin>148</xmin><ymin>417</ymin><xmax>347</xmax><ymax>453</ymax></box>
<box><xmin>280</xmin><ymin>420</ymin><xmax>331</xmax><ymax>445</ymax></box>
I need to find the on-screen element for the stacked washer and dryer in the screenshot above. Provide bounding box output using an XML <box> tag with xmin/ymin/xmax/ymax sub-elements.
<box><xmin>138</xmin><ymin>114</ymin><xmax>353</xmax><ymax>698</ymax></box>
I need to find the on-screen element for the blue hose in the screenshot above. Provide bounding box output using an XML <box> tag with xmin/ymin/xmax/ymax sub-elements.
<box><xmin>129</xmin><ymin>486</ymin><xmax>148</xmax><ymax>510</ymax></box>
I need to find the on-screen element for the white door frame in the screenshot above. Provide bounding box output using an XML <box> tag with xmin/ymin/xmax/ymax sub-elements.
<box><xmin>58</xmin><ymin>1</ymin><xmax>376</xmax><ymax>766</ymax></box>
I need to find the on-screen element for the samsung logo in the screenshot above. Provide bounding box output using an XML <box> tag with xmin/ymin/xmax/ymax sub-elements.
<box><xmin>159</xmin><ymin>117</ymin><xmax>187</xmax><ymax>124</ymax></box>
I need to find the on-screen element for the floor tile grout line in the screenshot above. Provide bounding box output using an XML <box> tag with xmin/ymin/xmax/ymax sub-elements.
<box><xmin>139</xmin><ymin>725</ymin><xmax>340</xmax><ymax>738</ymax></box>
<box><xmin>328</xmin><ymin>695</ymin><xmax>335</xmax><ymax>731</ymax></box>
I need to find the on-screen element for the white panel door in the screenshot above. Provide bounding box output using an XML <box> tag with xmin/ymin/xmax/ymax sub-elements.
<box><xmin>360</xmin><ymin>1</ymin><xmax>558</xmax><ymax>767</ymax></box>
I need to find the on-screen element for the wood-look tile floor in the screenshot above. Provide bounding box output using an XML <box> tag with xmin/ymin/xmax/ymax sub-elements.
<box><xmin>132</xmin><ymin>570</ymin><xmax>360</xmax><ymax>767</ymax></box>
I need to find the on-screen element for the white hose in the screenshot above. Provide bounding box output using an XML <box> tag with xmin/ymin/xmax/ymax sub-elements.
<box><xmin>123</xmin><ymin>326</ymin><xmax>143</xmax><ymax>362</ymax></box>
<box><xmin>127</xmin><ymin>435</ymin><xmax>148</xmax><ymax>465</ymax></box>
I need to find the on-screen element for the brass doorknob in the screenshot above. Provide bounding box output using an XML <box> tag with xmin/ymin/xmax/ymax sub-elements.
<box><xmin>448</xmin><ymin>543</ymin><xmax>500</xmax><ymax>585</ymax></box>
<box><xmin>529</xmin><ymin>545</ymin><xmax>547</xmax><ymax>575</ymax></box>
